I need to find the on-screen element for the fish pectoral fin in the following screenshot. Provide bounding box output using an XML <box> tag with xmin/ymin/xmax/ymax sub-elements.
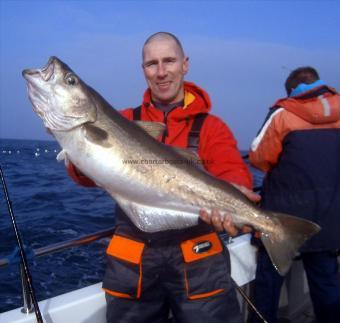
<box><xmin>56</xmin><ymin>149</ymin><xmax>70</xmax><ymax>166</ymax></box>
<box><xmin>134</xmin><ymin>121</ymin><xmax>166</xmax><ymax>139</ymax></box>
<box><xmin>56</xmin><ymin>149</ymin><xmax>66</xmax><ymax>161</ymax></box>
<box><xmin>84</xmin><ymin>124</ymin><xmax>112</xmax><ymax>148</ymax></box>
<box><xmin>261</xmin><ymin>213</ymin><xmax>320</xmax><ymax>276</ymax></box>
<box><xmin>115</xmin><ymin>196</ymin><xmax>198</xmax><ymax>233</ymax></box>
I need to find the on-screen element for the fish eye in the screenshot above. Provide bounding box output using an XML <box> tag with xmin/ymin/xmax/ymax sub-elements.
<box><xmin>65</xmin><ymin>74</ymin><xmax>77</xmax><ymax>86</ymax></box>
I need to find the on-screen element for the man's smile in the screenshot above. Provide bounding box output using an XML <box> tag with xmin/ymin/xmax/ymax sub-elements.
<box><xmin>157</xmin><ymin>81</ymin><xmax>172</xmax><ymax>90</ymax></box>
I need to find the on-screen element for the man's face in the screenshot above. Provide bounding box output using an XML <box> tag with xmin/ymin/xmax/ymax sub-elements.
<box><xmin>142</xmin><ymin>38</ymin><xmax>189</xmax><ymax>104</ymax></box>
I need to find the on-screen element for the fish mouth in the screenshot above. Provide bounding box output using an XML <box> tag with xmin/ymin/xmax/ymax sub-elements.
<box><xmin>22</xmin><ymin>57</ymin><xmax>57</xmax><ymax>117</ymax></box>
<box><xmin>22</xmin><ymin>56</ymin><xmax>56</xmax><ymax>83</ymax></box>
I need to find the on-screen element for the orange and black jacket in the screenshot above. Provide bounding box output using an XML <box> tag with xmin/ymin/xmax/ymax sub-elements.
<box><xmin>249</xmin><ymin>85</ymin><xmax>340</xmax><ymax>251</ymax></box>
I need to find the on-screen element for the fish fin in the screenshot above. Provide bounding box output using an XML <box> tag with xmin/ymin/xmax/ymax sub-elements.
<box><xmin>84</xmin><ymin>124</ymin><xmax>111</xmax><ymax>148</ymax></box>
<box><xmin>135</xmin><ymin>121</ymin><xmax>165</xmax><ymax>139</ymax></box>
<box><xmin>114</xmin><ymin>196</ymin><xmax>198</xmax><ymax>232</ymax></box>
<box><xmin>261</xmin><ymin>213</ymin><xmax>320</xmax><ymax>276</ymax></box>
<box><xmin>56</xmin><ymin>149</ymin><xmax>72</xmax><ymax>166</ymax></box>
<box><xmin>56</xmin><ymin>149</ymin><xmax>66</xmax><ymax>162</ymax></box>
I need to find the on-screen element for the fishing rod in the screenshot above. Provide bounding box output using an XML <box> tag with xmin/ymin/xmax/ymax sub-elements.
<box><xmin>232</xmin><ymin>278</ymin><xmax>268</xmax><ymax>323</ymax></box>
<box><xmin>0</xmin><ymin>165</ymin><xmax>44</xmax><ymax>323</ymax></box>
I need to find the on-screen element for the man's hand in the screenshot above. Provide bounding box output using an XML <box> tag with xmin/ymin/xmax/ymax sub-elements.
<box><xmin>199</xmin><ymin>184</ymin><xmax>261</xmax><ymax>236</ymax></box>
<box><xmin>231</xmin><ymin>183</ymin><xmax>261</xmax><ymax>204</ymax></box>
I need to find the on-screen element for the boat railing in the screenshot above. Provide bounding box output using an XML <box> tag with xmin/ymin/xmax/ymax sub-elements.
<box><xmin>0</xmin><ymin>226</ymin><xmax>116</xmax><ymax>314</ymax></box>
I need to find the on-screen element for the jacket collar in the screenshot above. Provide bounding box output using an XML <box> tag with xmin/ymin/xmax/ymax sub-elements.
<box><xmin>273</xmin><ymin>86</ymin><xmax>340</xmax><ymax>124</ymax></box>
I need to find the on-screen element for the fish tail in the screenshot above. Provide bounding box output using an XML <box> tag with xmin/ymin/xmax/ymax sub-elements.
<box><xmin>260</xmin><ymin>212</ymin><xmax>320</xmax><ymax>276</ymax></box>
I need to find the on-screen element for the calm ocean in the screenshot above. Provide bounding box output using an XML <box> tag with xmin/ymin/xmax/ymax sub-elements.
<box><xmin>0</xmin><ymin>138</ymin><xmax>263</xmax><ymax>313</ymax></box>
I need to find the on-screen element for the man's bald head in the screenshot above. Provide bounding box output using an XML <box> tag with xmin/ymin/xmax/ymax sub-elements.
<box><xmin>141</xmin><ymin>32</ymin><xmax>189</xmax><ymax>104</ymax></box>
<box><xmin>142</xmin><ymin>32</ymin><xmax>185</xmax><ymax>61</ymax></box>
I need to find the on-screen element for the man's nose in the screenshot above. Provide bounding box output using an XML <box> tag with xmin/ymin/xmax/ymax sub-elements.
<box><xmin>156</xmin><ymin>63</ymin><xmax>167</xmax><ymax>78</ymax></box>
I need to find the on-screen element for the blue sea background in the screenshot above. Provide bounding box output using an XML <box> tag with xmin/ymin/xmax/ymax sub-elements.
<box><xmin>0</xmin><ymin>138</ymin><xmax>263</xmax><ymax>313</ymax></box>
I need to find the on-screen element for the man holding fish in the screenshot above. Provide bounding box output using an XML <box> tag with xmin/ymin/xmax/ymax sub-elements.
<box><xmin>68</xmin><ymin>32</ymin><xmax>258</xmax><ymax>322</ymax></box>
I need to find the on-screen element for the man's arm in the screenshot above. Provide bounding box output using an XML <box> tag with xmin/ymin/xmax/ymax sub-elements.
<box><xmin>67</xmin><ymin>162</ymin><xmax>97</xmax><ymax>187</ymax></box>
<box><xmin>249</xmin><ymin>107</ymin><xmax>284</xmax><ymax>172</ymax></box>
<box><xmin>198</xmin><ymin>114</ymin><xmax>253</xmax><ymax>189</ymax></box>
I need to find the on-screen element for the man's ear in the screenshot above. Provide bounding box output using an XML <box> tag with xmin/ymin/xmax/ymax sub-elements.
<box><xmin>183</xmin><ymin>56</ymin><xmax>189</xmax><ymax>75</ymax></box>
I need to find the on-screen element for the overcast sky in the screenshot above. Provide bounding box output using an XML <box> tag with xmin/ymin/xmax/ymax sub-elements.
<box><xmin>0</xmin><ymin>0</ymin><xmax>339</xmax><ymax>149</ymax></box>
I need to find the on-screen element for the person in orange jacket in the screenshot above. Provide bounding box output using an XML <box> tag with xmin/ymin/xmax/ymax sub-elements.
<box><xmin>68</xmin><ymin>32</ymin><xmax>259</xmax><ymax>323</ymax></box>
<box><xmin>249</xmin><ymin>66</ymin><xmax>340</xmax><ymax>323</ymax></box>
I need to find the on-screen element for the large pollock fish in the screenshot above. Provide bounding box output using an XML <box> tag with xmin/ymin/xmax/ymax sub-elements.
<box><xmin>22</xmin><ymin>57</ymin><xmax>320</xmax><ymax>275</ymax></box>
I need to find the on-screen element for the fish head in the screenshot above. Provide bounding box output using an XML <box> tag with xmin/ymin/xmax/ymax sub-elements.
<box><xmin>22</xmin><ymin>56</ymin><xmax>97</xmax><ymax>132</ymax></box>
